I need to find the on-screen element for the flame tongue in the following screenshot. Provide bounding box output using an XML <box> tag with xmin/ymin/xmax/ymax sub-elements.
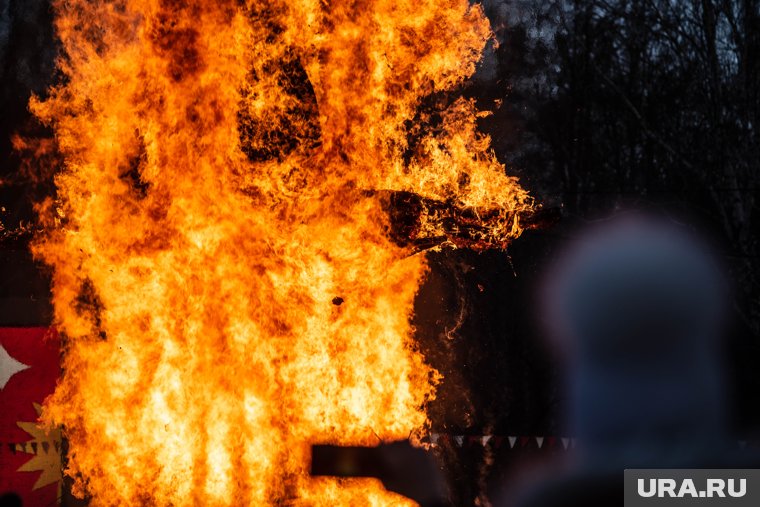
<box><xmin>32</xmin><ymin>0</ymin><xmax>533</xmax><ymax>505</ymax></box>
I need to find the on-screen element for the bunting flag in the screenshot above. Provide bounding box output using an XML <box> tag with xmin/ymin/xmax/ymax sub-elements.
<box><xmin>424</xmin><ymin>434</ymin><xmax>576</xmax><ymax>450</ymax></box>
<box><xmin>424</xmin><ymin>436</ymin><xmax>760</xmax><ymax>451</ymax></box>
<box><xmin>0</xmin><ymin>328</ymin><xmax>62</xmax><ymax>506</ymax></box>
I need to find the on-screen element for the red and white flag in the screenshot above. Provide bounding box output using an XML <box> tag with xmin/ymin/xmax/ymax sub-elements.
<box><xmin>0</xmin><ymin>327</ymin><xmax>62</xmax><ymax>506</ymax></box>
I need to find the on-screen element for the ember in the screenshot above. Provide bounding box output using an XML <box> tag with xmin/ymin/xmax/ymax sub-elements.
<box><xmin>30</xmin><ymin>0</ymin><xmax>534</xmax><ymax>505</ymax></box>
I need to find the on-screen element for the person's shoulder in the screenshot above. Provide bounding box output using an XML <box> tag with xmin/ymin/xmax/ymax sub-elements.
<box><xmin>514</xmin><ymin>472</ymin><xmax>622</xmax><ymax>507</ymax></box>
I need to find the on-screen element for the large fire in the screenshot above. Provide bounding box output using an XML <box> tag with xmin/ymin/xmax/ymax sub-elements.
<box><xmin>30</xmin><ymin>0</ymin><xmax>534</xmax><ymax>505</ymax></box>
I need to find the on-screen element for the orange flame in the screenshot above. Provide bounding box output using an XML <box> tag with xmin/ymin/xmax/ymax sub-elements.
<box><xmin>31</xmin><ymin>0</ymin><xmax>533</xmax><ymax>505</ymax></box>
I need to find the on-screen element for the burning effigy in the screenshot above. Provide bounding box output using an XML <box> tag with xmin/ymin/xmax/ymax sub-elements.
<box><xmin>30</xmin><ymin>0</ymin><xmax>536</xmax><ymax>504</ymax></box>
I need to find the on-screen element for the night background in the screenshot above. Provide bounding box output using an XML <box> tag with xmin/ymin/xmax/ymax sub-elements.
<box><xmin>1</xmin><ymin>1</ymin><xmax>759</xmax><ymax>505</ymax></box>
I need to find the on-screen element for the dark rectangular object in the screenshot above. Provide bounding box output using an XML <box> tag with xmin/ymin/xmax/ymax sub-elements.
<box><xmin>310</xmin><ymin>444</ymin><xmax>384</xmax><ymax>478</ymax></box>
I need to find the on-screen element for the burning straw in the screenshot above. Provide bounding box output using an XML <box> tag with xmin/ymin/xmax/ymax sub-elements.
<box><xmin>30</xmin><ymin>0</ymin><xmax>535</xmax><ymax>505</ymax></box>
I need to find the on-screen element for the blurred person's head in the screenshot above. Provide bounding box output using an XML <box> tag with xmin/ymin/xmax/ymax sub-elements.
<box><xmin>542</xmin><ymin>213</ymin><xmax>729</xmax><ymax>470</ymax></box>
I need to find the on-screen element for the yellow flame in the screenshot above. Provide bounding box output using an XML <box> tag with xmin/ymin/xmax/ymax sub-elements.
<box><xmin>31</xmin><ymin>0</ymin><xmax>533</xmax><ymax>505</ymax></box>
